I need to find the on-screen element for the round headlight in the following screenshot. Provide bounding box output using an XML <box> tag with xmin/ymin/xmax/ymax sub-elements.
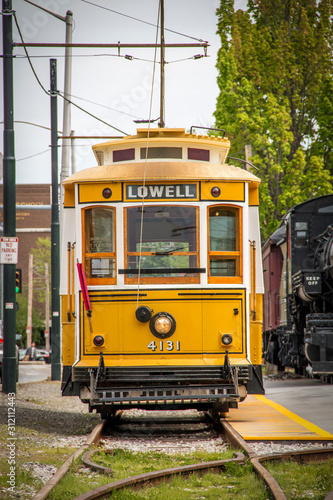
<box><xmin>150</xmin><ymin>312</ymin><xmax>176</xmax><ymax>339</ymax></box>
<box><xmin>221</xmin><ymin>334</ymin><xmax>233</xmax><ymax>346</ymax></box>
<box><xmin>155</xmin><ymin>316</ymin><xmax>172</xmax><ymax>334</ymax></box>
<box><xmin>93</xmin><ymin>335</ymin><xmax>105</xmax><ymax>346</ymax></box>
<box><xmin>211</xmin><ymin>186</ymin><xmax>221</xmax><ymax>197</ymax></box>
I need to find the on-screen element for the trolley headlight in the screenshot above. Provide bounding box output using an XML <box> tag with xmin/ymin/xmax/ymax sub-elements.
<box><xmin>150</xmin><ymin>312</ymin><xmax>176</xmax><ymax>339</ymax></box>
<box><xmin>221</xmin><ymin>334</ymin><xmax>233</xmax><ymax>346</ymax></box>
<box><xmin>155</xmin><ymin>317</ymin><xmax>171</xmax><ymax>334</ymax></box>
<box><xmin>93</xmin><ymin>335</ymin><xmax>105</xmax><ymax>347</ymax></box>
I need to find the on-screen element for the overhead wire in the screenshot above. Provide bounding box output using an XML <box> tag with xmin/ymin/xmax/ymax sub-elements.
<box><xmin>12</xmin><ymin>13</ymin><xmax>129</xmax><ymax>136</ymax></box>
<box><xmin>14</xmin><ymin>52</ymin><xmax>208</xmax><ymax>66</ymax></box>
<box><xmin>16</xmin><ymin>149</ymin><xmax>49</xmax><ymax>162</ymax></box>
<box><xmin>80</xmin><ymin>0</ymin><xmax>208</xmax><ymax>43</ymax></box>
<box><xmin>58</xmin><ymin>92</ymin><xmax>128</xmax><ymax>135</ymax></box>
<box><xmin>66</xmin><ymin>93</ymin><xmax>143</xmax><ymax>120</ymax></box>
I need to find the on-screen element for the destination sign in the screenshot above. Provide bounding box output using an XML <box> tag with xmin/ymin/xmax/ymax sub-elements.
<box><xmin>126</xmin><ymin>184</ymin><xmax>197</xmax><ymax>200</ymax></box>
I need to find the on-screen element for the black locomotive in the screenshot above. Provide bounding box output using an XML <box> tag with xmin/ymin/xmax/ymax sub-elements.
<box><xmin>262</xmin><ymin>194</ymin><xmax>333</xmax><ymax>381</ymax></box>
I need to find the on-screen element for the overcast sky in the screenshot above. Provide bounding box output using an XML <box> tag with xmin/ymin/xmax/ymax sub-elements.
<box><xmin>1</xmin><ymin>0</ymin><xmax>246</xmax><ymax>184</ymax></box>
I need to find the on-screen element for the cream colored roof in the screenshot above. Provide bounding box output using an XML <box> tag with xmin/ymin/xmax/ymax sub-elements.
<box><xmin>63</xmin><ymin>161</ymin><xmax>260</xmax><ymax>185</ymax></box>
<box><xmin>92</xmin><ymin>128</ymin><xmax>230</xmax><ymax>151</ymax></box>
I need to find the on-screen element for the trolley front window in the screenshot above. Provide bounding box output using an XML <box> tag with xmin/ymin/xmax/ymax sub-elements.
<box><xmin>124</xmin><ymin>205</ymin><xmax>200</xmax><ymax>283</ymax></box>
<box><xmin>83</xmin><ymin>207</ymin><xmax>116</xmax><ymax>284</ymax></box>
<box><xmin>208</xmin><ymin>206</ymin><xmax>242</xmax><ymax>283</ymax></box>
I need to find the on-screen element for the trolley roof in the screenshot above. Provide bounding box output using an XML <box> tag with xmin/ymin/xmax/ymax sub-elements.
<box><xmin>63</xmin><ymin>161</ymin><xmax>260</xmax><ymax>185</ymax></box>
<box><xmin>63</xmin><ymin>128</ymin><xmax>260</xmax><ymax>187</ymax></box>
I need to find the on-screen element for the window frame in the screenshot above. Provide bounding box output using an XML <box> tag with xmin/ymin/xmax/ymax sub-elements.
<box><xmin>82</xmin><ymin>205</ymin><xmax>117</xmax><ymax>285</ymax></box>
<box><xmin>207</xmin><ymin>204</ymin><xmax>243</xmax><ymax>284</ymax></box>
<box><xmin>124</xmin><ymin>204</ymin><xmax>200</xmax><ymax>284</ymax></box>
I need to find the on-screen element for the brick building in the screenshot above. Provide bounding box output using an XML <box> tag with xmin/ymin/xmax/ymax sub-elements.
<box><xmin>0</xmin><ymin>184</ymin><xmax>51</xmax><ymax>295</ymax></box>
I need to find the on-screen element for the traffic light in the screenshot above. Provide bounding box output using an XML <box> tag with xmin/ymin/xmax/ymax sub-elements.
<box><xmin>15</xmin><ymin>269</ymin><xmax>22</xmax><ymax>293</ymax></box>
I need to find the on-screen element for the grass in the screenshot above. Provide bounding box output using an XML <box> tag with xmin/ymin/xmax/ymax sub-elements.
<box><xmin>265</xmin><ymin>458</ymin><xmax>333</xmax><ymax>500</ymax></box>
<box><xmin>0</xmin><ymin>425</ymin><xmax>84</xmax><ymax>499</ymax></box>
<box><xmin>48</xmin><ymin>449</ymin><xmax>333</xmax><ymax>499</ymax></box>
<box><xmin>48</xmin><ymin>449</ymin><xmax>270</xmax><ymax>500</ymax></box>
<box><xmin>3</xmin><ymin>432</ymin><xmax>332</xmax><ymax>499</ymax></box>
<box><xmin>91</xmin><ymin>448</ymin><xmax>237</xmax><ymax>478</ymax></box>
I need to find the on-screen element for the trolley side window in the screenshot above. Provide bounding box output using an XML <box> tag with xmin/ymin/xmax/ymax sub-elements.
<box><xmin>208</xmin><ymin>206</ymin><xmax>242</xmax><ymax>283</ymax></box>
<box><xmin>124</xmin><ymin>205</ymin><xmax>200</xmax><ymax>284</ymax></box>
<box><xmin>83</xmin><ymin>207</ymin><xmax>116</xmax><ymax>284</ymax></box>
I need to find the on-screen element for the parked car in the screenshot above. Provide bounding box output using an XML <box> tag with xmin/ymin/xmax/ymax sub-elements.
<box><xmin>36</xmin><ymin>349</ymin><xmax>51</xmax><ymax>363</ymax></box>
<box><xmin>18</xmin><ymin>349</ymin><xmax>26</xmax><ymax>361</ymax></box>
<box><xmin>19</xmin><ymin>347</ymin><xmax>51</xmax><ymax>363</ymax></box>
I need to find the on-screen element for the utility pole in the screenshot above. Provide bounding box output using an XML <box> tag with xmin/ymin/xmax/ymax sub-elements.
<box><xmin>61</xmin><ymin>11</ymin><xmax>73</xmax><ymax>182</ymax></box>
<box><xmin>45</xmin><ymin>263</ymin><xmax>50</xmax><ymax>352</ymax></box>
<box><xmin>159</xmin><ymin>0</ymin><xmax>165</xmax><ymax>128</ymax></box>
<box><xmin>50</xmin><ymin>59</ymin><xmax>61</xmax><ymax>381</ymax></box>
<box><xmin>70</xmin><ymin>130</ymin><xmax>76</xmax><ymax>175</ymax></box>
<box><xmin>26</xmin><ymin>253</ymin><xmax>33</xmax><ymax>348</ymax></box>
<box><xmin>245</xmin><ymin>145</ymin><xmax>252</xmax><ymax>172</ymax></box>
<box><xmin>23</xmin><ymin>2</ymin><xmax>73</xmax><ymax>182</ymax></box>
<box><xmin>2</xmin><ymin>0</ymin><xmax>17</xmax><ymax>394</ymax></box>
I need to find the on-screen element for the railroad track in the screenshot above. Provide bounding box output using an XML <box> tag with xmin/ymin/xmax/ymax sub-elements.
<box><xmin>33</xmin><ymin>410</ymin><xmax>333</xmax><ymax>500</ymax></box>
<box><xmin>32</xmin><ymin>421</ymin><xmax>105</xmax><ymax>500</ymax></box>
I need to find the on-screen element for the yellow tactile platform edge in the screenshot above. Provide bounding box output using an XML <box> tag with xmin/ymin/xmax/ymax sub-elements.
<box><xmin>226</xmin><ymin>394</ymin><xmax>333</xmax><ymax>441</ymax></box>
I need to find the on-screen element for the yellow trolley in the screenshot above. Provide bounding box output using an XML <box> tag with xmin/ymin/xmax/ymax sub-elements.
<box><xmin>61</xmin><ymin>127</ymin><xmax>264</xmax><ymax>417</ymax></box>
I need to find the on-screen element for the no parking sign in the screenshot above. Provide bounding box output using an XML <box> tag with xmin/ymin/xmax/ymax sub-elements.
<box><xmin>0</xmin><ymin>237</ymin><xmax>18</xmax><ymax>264</ymax></box>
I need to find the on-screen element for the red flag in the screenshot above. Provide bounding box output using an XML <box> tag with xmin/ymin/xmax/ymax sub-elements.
<box><xmin>77</xmin><ymin>262</ymin><xmax>91</xmax><ymax>311</ymax></box>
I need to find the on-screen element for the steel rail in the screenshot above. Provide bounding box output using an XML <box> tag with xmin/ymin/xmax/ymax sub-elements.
<box><xmin>32</xmin><ymin>413</ymin><xmax>333</xmax><ymax>500</ymax></box>
<box><xmin>221</xmin><ymin>418</ymin><xmax>333</xmax><ymax>500</ymax></box>
<box><xmin>77</xmin><ymin>442</ymin><xmax>333</xmax><ymax>500</ymax></box>
<box><xmin>220</xmin><ymin>418</ymin><xmax>287</xmax><ymax>500</ymax></box>
<box><xmin>32</xmin><ymin>421</ymin><xmax>106</xmax><ymax>500</ymax></box>
<box><xmin>73</xmin><ymin>453</ymin><xmax>246</xmax><ymax>500</ymax></box>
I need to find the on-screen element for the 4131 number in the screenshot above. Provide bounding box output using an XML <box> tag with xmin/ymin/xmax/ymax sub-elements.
<box><xmin>147</xmin><ymin>340</ymin><xmax>180</xmax><ymax>352</ymax></box>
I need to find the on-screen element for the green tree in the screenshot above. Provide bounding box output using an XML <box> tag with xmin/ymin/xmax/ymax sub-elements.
<box><xmin>215</xmin><ymin>0</ymin><xmax>333</xmax><ymax>239</ymax></box>
<box><xmin>16</xmin><ymin>293</ymin><xmax>45</xmax><ymax>347</ymax></box>
<box><xmin>31</xmin><ymin>236</ymin><xmax>51</xmax><ymax>307</ymax></box>
<box><xmin>15</xmin><ymin>237</ymin><xmax>51</xmax><ymax>347</ymax></box>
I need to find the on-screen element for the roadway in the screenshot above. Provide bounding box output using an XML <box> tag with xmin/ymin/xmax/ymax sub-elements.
<box><xmin>18</xmin><ymin>361</ymin><xmax>51</xmax><ymax>384</ymax></box>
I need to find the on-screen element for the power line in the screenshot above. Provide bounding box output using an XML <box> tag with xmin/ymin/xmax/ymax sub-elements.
<box><xmin>58</xmin><ymin>92</ymin><xmax>127</xmax><ymax>135</ymax></box>
<box><xmin>13</xmin><ymin>13</ymin><xmax>129</xmax><ymax>135</ymax></box>
<box><xmin>80</xmin><ymin>0</ymin><xmax>208</xmax><ymax>43</ymax></box>
<box><xmin>15</xmin><ymin>51</ymin><xmax>207</xmax><ymax>66</ymax></box>
<box><xmin>66</xmin><ymin>94</ymin><xmax>143</xmax><ymax>120</ymax></box>
<box><xmin>16</xmin><ymin>149</ymin><xmax>49</xmax><ymax>162</ymax></box>
<box><xmin>0</xmin><ymin>120</ymin><xmax>62</xmax><ymax>132</ymax></box>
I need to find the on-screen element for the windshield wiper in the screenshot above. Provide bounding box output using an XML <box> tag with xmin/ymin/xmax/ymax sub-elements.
<box><xmin>154</xmin><ymin>246</ymin><xmax>187</xmax><ymax>256</ymax></box>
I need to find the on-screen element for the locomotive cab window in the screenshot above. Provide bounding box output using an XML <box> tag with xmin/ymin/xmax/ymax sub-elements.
<box><xmin>294</xmin><ymin>221</ymin><xmax>308</xmax><ymax>247</ymax></box>
<box><xmin>208</xmin><ymin>206</ymin><xmax>242</xmax><ymax>283</ymax></box>
<box><xmin>124</xmin><ymin>205</ymin><xmax>199</xmax><ymax>284</ymax></box>
<box><xmin>83</xmin><ymin>207</ymin><xmax>116</xmax><ymax>284</ymax></box>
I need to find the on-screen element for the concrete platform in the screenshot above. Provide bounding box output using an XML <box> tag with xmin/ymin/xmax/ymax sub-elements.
<box><xmin>226</xmin><ymin>395</ymin><xmax>333</xmax><ymax>441</ymax></box>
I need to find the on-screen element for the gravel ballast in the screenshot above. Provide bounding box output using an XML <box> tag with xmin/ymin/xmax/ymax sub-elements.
<box><xmin>0</xmin><ymin>380</ymin><xmax>100</xmax><ymax>499</ymax></box>
<box><xmin>1</xmin><ymin>377</ymin><xmax>332</xmax><ymax>498</ymax></box>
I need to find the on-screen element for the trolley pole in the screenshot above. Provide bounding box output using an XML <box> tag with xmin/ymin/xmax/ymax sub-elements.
<box><xmin>2</xmin><ymin>0</ymin><xmax>17</xmax><ymax>394</ymax></box>
<box><xmin>50</xmin><ymin>59</ymin><xmax>61</xmax><ymax>381</ymax></box>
